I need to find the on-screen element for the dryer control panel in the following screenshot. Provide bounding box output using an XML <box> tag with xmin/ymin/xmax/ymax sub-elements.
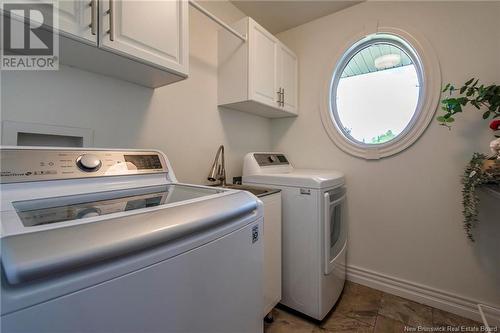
<box><xmin>0</xmin><ymin>149</ymin><xmax>168</xmax><ymax>183</ymax></box>
<box><xmin>253</xmin><ymin>153</ymin><xmax>289</xmax><ymax>166</ymax></box>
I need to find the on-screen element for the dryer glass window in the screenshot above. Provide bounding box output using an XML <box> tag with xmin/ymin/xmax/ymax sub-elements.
<box><xmin>325</xmin><ymin>187</ymin><xmax>347</xmax><ymax>274</ymax></box>
<box><xmin>13</xmin><ymin>185</ymin><xmax>224</xmax><ymax>227</ymax></box>
<box><xmin>328</xmin><ymin>199</ymin><xmax>345</xmax><ymax>260</ymax></box>
<box><xmin>330</xmin><ymin>205</ymin><xmax>342</xmax><ymax>258</ymax></box>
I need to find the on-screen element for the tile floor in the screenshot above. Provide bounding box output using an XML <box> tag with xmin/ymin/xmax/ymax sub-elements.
<box><xmin>265</xmin><ymin>282</ymin><xmax>482</xmax><ymax>333</ymax></box>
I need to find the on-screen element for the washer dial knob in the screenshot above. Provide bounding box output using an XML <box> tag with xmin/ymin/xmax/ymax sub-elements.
<box><xmin>76</xmin><ymin>154</ymin><xmax>102</xmax><ymax>172</ymax></box>
<box><xmin>268</xmin><ymin>155</ymin><xmax>278</xmax><ymax>163</ymax></box>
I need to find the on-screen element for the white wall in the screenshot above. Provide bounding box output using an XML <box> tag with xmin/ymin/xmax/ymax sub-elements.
<box><xmin>1</xmin><ymin>0</ymin><xmax>498</xmax><ymax>320</ymax></box>
<box><xmin>274</xmin><ymin>1</ymin><xmax>500</xmax><ymax>316</ymax></box>
<box><xmin>0</xmin><ymin>1</ymin><xmax>271</xmax><ymax>185</ymax></box>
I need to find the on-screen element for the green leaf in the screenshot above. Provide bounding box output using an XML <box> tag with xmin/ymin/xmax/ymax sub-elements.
<box><xmin>437</xmin><ymin>80</ymin><xmax>500</xmax><ymax>129</ymax></box>
<box><xmin>444</xmin><ymin>98</ymin><xmax>458</xmax><ymax>106</ymax></box>
<box><xmin>458</xmin><ymin>97</ymin><xmax>469</xmax><ymax>106</ymax></box>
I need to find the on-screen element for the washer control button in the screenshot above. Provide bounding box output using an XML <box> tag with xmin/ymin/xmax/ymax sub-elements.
<box><xmin>76</xmin><ymin>154</ymin><xmax>102</xmax><ymax>172</ymax></box>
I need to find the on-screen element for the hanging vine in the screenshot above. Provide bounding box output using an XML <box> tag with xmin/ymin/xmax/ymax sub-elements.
<box><xmin>461</xmin><ymin>154</ymin><xmax>499</xmax><ymax>241</ymax></box>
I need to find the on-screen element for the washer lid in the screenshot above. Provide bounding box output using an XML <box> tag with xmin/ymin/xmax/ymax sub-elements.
<box><xmin>243</xmin><ymin>169</ymin><xmax>345</xmax><ymax>189</ymax></box>
<box><xmin>1</xmin><ymin>189</ymin><xmax>259</xmax><ymax>287</ymax></box>
<box><xmin>9</xmin><ymin>184</ymin><xmax>223</xmax><ymax>229</ymax></box>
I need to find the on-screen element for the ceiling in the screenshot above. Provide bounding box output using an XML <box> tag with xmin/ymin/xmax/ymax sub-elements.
<box><xmin>230</xmin><ymin>1</ymin><xmax>362</xmax><ymax>34</ymax></box>
<box><xmin>341</xmin><ymin>44</ymin><xmax>413</xmax><ymax>78</ymax></box>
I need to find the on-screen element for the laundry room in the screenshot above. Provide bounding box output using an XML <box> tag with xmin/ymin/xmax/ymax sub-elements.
<box><xmin>0</xmin><ymin>1</ymin><xmax>499</xmax><ymax>333</ymax></box>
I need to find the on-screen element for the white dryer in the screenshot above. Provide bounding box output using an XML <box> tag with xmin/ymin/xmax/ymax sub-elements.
<box><xmin>243</xmin><ymin>152</ymin><xmax>346</xmax><ymax>320</ymax></box>
<box><xmin>1</xmin><ymin>147</ymin><xmax>264</xmax><ymax>333</ymax></box>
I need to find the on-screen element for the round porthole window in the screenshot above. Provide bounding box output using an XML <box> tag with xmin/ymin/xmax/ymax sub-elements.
<box><xmin>322</xmin><ymin>31</ymin><xmax>441</xmax><ymax>159</ymax></box>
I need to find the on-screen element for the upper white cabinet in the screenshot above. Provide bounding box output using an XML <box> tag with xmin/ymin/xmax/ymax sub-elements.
<box><xmin>99</xmin><ymin>0</ymin><xmax>188</xmax><ymax>74</ymax></box>
<box><xmin>7</xmin><ymin>0</ymin><xmax>188</xmax><ymax>88</ymax></box>
<box><xmin>219</xmin><ymin>17</ymin><xmax>298</xmax><ymax>118</ymax></box>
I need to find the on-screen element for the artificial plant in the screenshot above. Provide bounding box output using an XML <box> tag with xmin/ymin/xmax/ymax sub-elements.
<box><xmin>437</xmin><ymin>79</ymin><xmax>500</xmax><ymax>241</ymax></box>
<box><xmin>437</xmin><ymin>78</ymin><xmax>500</xmax><ymax>128</ymax></box>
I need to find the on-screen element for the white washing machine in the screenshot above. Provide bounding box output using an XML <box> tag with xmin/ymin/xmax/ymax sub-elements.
<box><xmin>243</xmin><ymin>152</ymin><xmax>346</xmax><ymax>320</ymax></box>
<box><xmin>1</xmin><ymin>147</ymin><xmax>264</xmax><ymax>333</ymax></box>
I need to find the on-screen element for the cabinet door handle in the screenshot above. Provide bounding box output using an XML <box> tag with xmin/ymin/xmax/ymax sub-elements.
<box><xmin>89</xmin><ymin>0</ymin><xmax>97</xmax><ymax>35</ymax></box>
<box><xmin>107</xmin><ymin>0</ymin><xmax>114</xmax><ymax>41</ymax></box>
<box><xmin>277</xmin><ymin>89</ymin><xmax>282</xmax><ymax>105</ymax></box>
<box><xmin>282</xmin><ymin>88</ymin><xmax>285</xmax><ymax>107</ymax></box>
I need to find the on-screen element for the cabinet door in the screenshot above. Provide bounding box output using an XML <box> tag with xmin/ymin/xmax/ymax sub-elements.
<box><xmin>278</xmin><ymin>45</ymin><xmax>298</xmax><ymax>114</ymax></box>
<box><xmin>57</xmin><ymin>1</ymin><xmax>96</xmax><ymax>44</ymax></box>
<box><xmin>10</xmin><ymin>0</ymin><xmax>96</xmax><ymax>44</ymax></box>
<box><xmin>99</xmin><ymin>0</ymin><xmax>188</xmax><ymax>74</ymax></box>
<box><xmin>248</xmin><ymin>20</ymin><xmax>279</xmax><ymax>108</ymax></box>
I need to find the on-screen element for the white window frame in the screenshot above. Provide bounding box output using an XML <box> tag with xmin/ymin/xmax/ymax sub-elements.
<box><xmin>320</xmin><ymin>27</ymin><xmax>441</xmax><ymax>160</ymax></box>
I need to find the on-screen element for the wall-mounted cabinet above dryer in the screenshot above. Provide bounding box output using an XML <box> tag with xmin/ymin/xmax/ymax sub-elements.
<box><xmin>218</xmin><ymin>17</ymin><xmax>298</xmax><ymax>118</ymax></box>
<box><xmin>6</xmin><ymin>0</ymin><xmax>188</xmax><ymax>88</ymax></box>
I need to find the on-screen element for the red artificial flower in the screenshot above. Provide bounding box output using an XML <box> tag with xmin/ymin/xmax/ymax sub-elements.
<box><xmin>490</xmin><ymin>119</ymin><xmax>500</xmax><ymax>131</ymax></box>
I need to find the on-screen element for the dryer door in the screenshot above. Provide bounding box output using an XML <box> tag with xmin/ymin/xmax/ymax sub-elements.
<box><xmin>323</xmin><ymin>187</ymin><xmax>347</xmax><ymax>275</ymax></box>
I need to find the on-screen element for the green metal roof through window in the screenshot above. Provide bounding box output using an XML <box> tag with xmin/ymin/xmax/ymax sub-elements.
<box><xmin>341</xmin><ymin>43</ymin><xmax>413</xmax><ymax>78</ymax></box>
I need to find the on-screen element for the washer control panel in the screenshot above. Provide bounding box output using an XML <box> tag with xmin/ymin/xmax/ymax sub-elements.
<box><xmin>0</xmin><ymin>149</ymin><xmax>167</xmax><ymax>183</ymax></box>
<box><xmin>254</xmin><ymin>153</ymin><xmax>289</xmax><ymax>166</ymax></box>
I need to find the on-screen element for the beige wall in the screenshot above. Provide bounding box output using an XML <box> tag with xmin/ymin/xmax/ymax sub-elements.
<box><xmin>274</xmin><ymin>1</ymin><xmax>500</xmax><ymax>310</ymax></box>
<box><xmin>0</xmin><ymin>1</ymin><xmax>271</xmax><ymax>185</ymax></box>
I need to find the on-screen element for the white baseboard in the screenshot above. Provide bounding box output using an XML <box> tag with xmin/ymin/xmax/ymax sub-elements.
<box><xmin>346</xmin><ymin>265</ymin><xmax>500</xmax><ymax>326</ymax></box>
